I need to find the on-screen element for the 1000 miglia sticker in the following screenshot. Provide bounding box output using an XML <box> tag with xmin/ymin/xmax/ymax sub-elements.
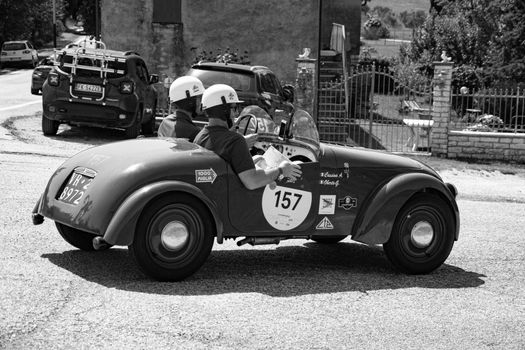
<box><xmin>262</xmin><ymin>185</ymin><xmax>312</xmax><ymax>231</ymax></box>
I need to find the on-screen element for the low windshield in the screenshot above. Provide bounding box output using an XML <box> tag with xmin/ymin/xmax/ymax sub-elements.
<box><xmin>289</xmin><ymin>110</ymin><xmax>320</xmax><ymax>145</ymax></box>
<box><xmin>188</xmin><ymin>68</ymin><xmax>254</xmax><ymax>93</ymax></box>
<box><xmin>235</xmin><ymin>107</ymin><xmax>320</xmax><ymax>150</ymax></box>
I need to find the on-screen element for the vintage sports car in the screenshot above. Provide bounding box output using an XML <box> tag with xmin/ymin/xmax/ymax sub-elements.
<box><xmin>32</xmin><ymin>109</ymin><xmax>459</xmax><ymax>281</ymax></box>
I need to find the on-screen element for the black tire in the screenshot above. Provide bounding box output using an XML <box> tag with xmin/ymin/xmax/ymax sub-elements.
<box><xmin>42</xmin><ymin>114</ymin><xmax>59</xmax><ymax>135</ymax></box>
<box><xmin>311</xmin><ymin>235</ymin><xmax>347</xmax><ymax>244</ymax></box>
<box><xmin>56</xmin><ymin>222</ymin><xmax>100</xmax><ymax>251</ymax></box>
<box><xmin>31</xmin><ymin>88</ymin><xmax>39</xmax><ymax>95</ymax></box>
<box><xmin>124</xmin><ymin>122</ymin><xmax>140</xmax><ymax>139</ymax></box>
<box><xmin>129</xmin><ymin>193</ymin><xmax>215</xmax><ymax>281</ymax></box>
<box><xmin>125</xmin><ymin>108</ymin><xmax>142</xmax><ymax>138</ymax></box>
<box><xmin>383</xmin><ymin>193</ymin><xmax>455</xmax><ymax>274</ymax></box>
<box><xmin>141</xmin><ymin>106</ymin><xmax>156</xmax><ymax>136</ymax></box>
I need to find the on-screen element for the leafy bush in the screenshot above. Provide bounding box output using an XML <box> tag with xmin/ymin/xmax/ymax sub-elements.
<box><xmin>363</xmin><ymin>15</ymin><xmax>390</xmax><ymax>40</ymax></box>
<box><xmin>399</xmin><ymin>10</ymin><xmax>427</xmax><ymax>29</ymax></box>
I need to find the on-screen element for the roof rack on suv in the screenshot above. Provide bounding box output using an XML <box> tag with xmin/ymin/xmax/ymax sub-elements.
<box><xmin>53</xmin><ymin>38</ymin><xmax>127</xmax><ymax>101</ymax></box>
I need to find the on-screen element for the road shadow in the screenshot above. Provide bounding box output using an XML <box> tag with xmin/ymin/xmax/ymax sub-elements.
<box><xmin>42</xmin><ymin>241</ymin><xmax>485</xmax><ymax>297</ymax></box>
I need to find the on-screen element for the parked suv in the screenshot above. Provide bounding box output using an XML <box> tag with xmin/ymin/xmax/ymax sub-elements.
<box><xmin>0</xmin><ymin>40</ymin><xmax>39</xmax><ymax>68</ymax></box>
<box><xmin>42</xmin><ymin>40</ymin><xmax>158</xmax><ymax>138</ymax></box>
<box><xmin>186</xmin><ymin>62</ymin><xmax>294</xmax><ymax>123</ymax></box>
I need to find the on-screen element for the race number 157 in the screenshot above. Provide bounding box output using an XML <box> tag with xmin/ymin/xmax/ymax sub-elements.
<box><xmin>274</xmin><ymin>190</ymin><xmax>302</xmax><ymax>210</ymax></box>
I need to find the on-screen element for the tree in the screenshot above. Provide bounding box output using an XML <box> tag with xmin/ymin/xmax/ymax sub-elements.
<box><xmin>402</xmin><ymin>0</ymin><xmax>525</xmax><ymax>88</ymax></box>
<box><xmin>0</xmin><ymin>0</ymin><xmax>64</xmax><ymax>47</ymax></box>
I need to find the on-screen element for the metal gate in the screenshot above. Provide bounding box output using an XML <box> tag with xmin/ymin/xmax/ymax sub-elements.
<box><xmin>318</xmin><ymin>63</ymin><xmax>433</xmax><ymax>153</ymax></box>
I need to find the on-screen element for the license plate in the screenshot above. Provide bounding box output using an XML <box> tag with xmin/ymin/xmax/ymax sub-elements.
<box><xmin>58</xmin><ymin>172</ymin><xmax>93</xmax><ymax>205</ymax></box>
<box><xmin>74</xmin><ymin>83</ymin><xmax>102</xmax><ymax>94</ymax></box>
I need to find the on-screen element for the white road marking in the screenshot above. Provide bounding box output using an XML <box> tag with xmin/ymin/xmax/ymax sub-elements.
<box><xmin>0</xmin><ymin>100</ymin><xmax>40</xmax><ymax>112</ymax></box>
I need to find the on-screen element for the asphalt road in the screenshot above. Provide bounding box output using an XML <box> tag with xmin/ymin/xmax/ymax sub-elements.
<box><xmin>0</xmin><ymin>68</ymin><xmax>524</xmax><ymax>349</ymax></box>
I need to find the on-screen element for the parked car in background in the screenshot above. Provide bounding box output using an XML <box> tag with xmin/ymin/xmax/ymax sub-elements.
<box><xmin>31</xmin><ymin>56</ymin><xmax>55</xmax><ymax>95</ymax></box>
<box><xmin>42</xmin><ymin>39</ymin><xmax>159</xmax><ymax>138</ymax></box>
<box><xmin>0</xmin><ymin>40</ymin><xmax>39</xmax><ymax>68</ymax></box>
<box><xmin>186</xmin><ymin>62</ymin><xmax>294</xmax><ymax>123</ymax></box>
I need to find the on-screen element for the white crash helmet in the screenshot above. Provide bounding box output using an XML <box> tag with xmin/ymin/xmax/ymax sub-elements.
<box><xmin>169</xmin><ymin>76</ymin><xmax>205</xmax><ymax>103</ymax></box>
<box><xmin>201</xmin><ymin>84</ymin><xmax>243</xmax><ymax>110</ymax></box>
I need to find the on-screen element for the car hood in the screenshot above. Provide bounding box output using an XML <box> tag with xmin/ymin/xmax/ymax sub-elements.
<box><xmin>325</xmin><ymin>143</ymin><xmax>442</xmax><ymax>179</ymax></box>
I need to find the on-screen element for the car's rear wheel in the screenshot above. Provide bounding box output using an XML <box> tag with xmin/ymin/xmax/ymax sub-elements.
<box><xmin>55</xmin><ymin>222</ymin><xmax>110</xmax><ymax>251</ymax></box>
<box><xmin>141</xmin><ymin>116</ymin><xmax>155</xmax><ymax>136</ymax></box>
<box><xmin>311</xmin><ymin>235</ymin><xmax>347</xmax><ymax>244</ymax></box>
<box><xmin>383</xmin><ymin>193</ymin><xmax>455</xmax><ymax>274</ymax></box>
<box><xmin>125</xmin><ymin>108</ymin><xmax>142</xmax><ymax>138</ymax></box>
<box><xmin>130</xmin><ymin>194</ymin><xmax>215</xmax><ymax>281</ymax></box>
<box><xmin>125</xmin><ymin>122</ymin><xmax>140</xmax><ymax>139</ymax></box>
<box><xmin>42</xmin><ymin>114</ymin><xmax>59</xmax><ymax>135</ymax></box>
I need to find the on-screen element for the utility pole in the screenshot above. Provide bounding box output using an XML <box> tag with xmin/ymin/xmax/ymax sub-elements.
<box><xmin>95</xmin><ymin>0</ymin><xmax>99</xmax><ymax>39</ymax></box>
<box><xmin>52</xmin><ymin>0</ymin><xmax>57</xmax><ymax>48</ymax></box>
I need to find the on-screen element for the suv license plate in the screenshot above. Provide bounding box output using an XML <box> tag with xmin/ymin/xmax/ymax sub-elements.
<box><xmin>74</xmin><ymin>83</ymin><xmax>102</xmax><ymax>94</ymax></box>
<box><xmin>58</xmin><ymin>172</ymin><xmax>93</xmax><ymax>205</ymax></box>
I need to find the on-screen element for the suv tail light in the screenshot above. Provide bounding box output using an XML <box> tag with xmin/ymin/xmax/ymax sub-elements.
<box><xmin>48</xmin><ymin>73</ymin><xmax>59</xmax><ymax>86</ymax></box>
<box><xmin>119</xmin><ymin>81</ymin><xmax>134</xmax><ymax>94</ymax></box>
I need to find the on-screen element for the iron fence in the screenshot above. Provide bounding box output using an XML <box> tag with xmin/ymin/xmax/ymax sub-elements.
<box><xmin>450</xmin><ymin>87</ymin><xmax>525</xmax><ymax>133</ymax></box>
<box><xmin>318</xmin><ymin>64</ymin><xmax>433</xmax><ymax>153</ymax></box>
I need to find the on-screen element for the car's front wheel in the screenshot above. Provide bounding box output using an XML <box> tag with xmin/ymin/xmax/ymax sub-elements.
<box><xmin>42</xmin><ymin>114</ymin><xmax>59</xmax><ymax>135</ymax></box>
<box><xmin>383</xmin><ymin>193</ymin><xmax>455</xmax><ymax>274</ymax></box>
<box><xmin>130</xmin><ymin>194</ymin><xmax>215</xmax><ymax>281</ymax></box>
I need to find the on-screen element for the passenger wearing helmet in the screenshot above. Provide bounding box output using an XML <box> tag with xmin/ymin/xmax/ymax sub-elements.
<box><xmin>157</xmin><ymin>76</ymin><xmax>204</xmax><ymax>141</ymax></box>
<box><xmin>194</xmin><ymin>84</ymin><xmax>302</xmax><ymax>190</ymax></box>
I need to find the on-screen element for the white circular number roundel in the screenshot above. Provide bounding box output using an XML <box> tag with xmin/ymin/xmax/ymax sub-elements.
<box><xmin>262</xmin><ymin>185</ymin><xmax>312</xmax><ymax>231</ymax></box>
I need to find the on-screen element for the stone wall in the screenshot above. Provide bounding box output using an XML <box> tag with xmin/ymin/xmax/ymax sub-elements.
<box><xmin>447</xmin><ymin>132</ymin><xmax>525</xmax><ymax>163</ymax></box>
<box><xmin>180</xmin><ymin>0</ymin><xmax>319</xmax><ymax>83</ymax></box>
<box><xmin>100</xmin><ymin>0</ymin><xmax>361</xmax><ymax>83</ymax></box>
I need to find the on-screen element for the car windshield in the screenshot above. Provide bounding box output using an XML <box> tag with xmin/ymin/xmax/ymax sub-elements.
<box><xmin>187</xmin><ymin>68</ymin><xmax>254</xmax><ymax>93</ymax></box>
<box><xmin>288</xmin><ymin>110</ymin><xmax>320</xmax><ymax>147</ymax></box>
<box><xmin>2</xmin><ymin>43</ymin><xmax>26</xmax><ymax>51</ymax></box>
<box><xmin>235</xmin><ymin>106</ymin><xmax>320</xmax><ymax>150</ymax></box>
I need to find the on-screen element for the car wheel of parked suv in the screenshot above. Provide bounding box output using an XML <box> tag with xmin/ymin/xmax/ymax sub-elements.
<box><xmin>42</xmin><ymin>114</ymin><xmax>59</xmax><ymax>135</ymax></box>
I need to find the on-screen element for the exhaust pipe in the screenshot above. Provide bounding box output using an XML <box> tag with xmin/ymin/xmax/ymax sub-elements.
<box><xmin>237</xmin><ymin>237</ymin><xmax>282</xmax><ymax>246</ymax></box>
<box><xmin>92</xmin><ymin>236</ymin><xmax>111</xmax><ymax>251</ymax></box>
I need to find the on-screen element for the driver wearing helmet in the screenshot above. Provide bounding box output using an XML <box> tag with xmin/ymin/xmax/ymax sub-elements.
<box><xmin>194</xmin><ymin>84</ymin><xmax>302</xmax><ymax>190</ymax></box>
<box><xmin>157</xmin><ymin>76</ymin><xmax>204</xmax><ymax>141</ymax></box>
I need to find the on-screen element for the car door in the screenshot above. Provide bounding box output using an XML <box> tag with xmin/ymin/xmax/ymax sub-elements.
<box><xmin>227</xmin><ymin>161</ymin><xmax>320</xmax><ymax>234</ymax></box>
<box><xmin>135</xmin><ymin>60</ymin><xmax>157</xmax><ymax>117</ymax></box>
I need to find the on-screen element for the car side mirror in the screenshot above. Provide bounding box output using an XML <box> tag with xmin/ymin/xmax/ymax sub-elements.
<box><xmin>149</xmin><ymin>74</ymin><xmax>159</xmax><ymax>84</ymax></box>
<box><xmin>282</xmin><ymin>84</ymin><xmax>295</xmax><ymax>103</ymax></box>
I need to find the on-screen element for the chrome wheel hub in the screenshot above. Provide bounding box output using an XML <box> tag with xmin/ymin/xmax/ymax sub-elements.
<box><xmin>410</xmin><ymin>221</ymin><xmax>434</xmax><ymax>248</ymax></box>
<box><xmin>160</xmin><ymin>221</ymin><xmax>189</xmax><ymax>251</ymax></box>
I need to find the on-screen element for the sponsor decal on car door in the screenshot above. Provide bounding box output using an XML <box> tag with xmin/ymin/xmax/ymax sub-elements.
<box><xmin>227</xmin><ymin>162</ymin><xmax>320</xmax><ymax>233</ymax></box>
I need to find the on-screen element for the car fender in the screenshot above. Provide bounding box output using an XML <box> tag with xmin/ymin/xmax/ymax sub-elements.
<box><xmin>102</xmin><ymin>180</ymin><xmax>223</xmax><ymax>246</ymax></box>
<box><xmin>352</xmin><ymin>173</ymin><xmax>459</xmax><ymax>245</ymax></box>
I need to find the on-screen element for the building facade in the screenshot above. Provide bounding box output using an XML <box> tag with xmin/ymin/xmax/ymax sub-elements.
<box><xmin>101</xmin><ymin>0</ymin><xmax>361</xmax><ymax>82</ymax></box>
